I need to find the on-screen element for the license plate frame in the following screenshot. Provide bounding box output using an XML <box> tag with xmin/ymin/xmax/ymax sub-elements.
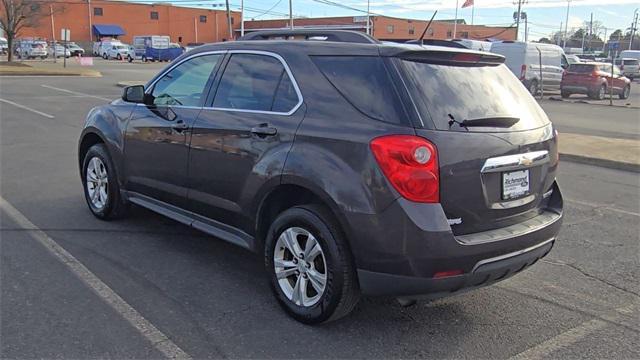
<box><xmin>502</xmin><ymin>169</ymin><xmax>530</xmax><ymax>200</ymax></box>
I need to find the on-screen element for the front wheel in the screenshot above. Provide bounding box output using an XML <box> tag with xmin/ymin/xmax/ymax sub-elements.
<box><xmin>561</xmin><ymin>90</ymin><xmax>571</xmax><ymax>98</ymax></box>
<box><xmin>619</xmin><ymin>85</ymin><xmax>630</xmax><ymax>100</ymax></box>
<box><xmin>265</xmin><ymin>205</ymin><xmax>360</xmax><ymax>324</ymax></box>
<box><xmin>528</xmin><ymin>80</ymin><xmax>539</xmax><ymax>96</ymax></box>
<box><xmin>592</xmin><ymin>84</ymin><xmax>606</xmax><ymax>100</ymax></box>
<box><xmin>116</xmin><ymin>54</ymin><xmax>122</xmax><ymax>60</ymax></box>
<box><xmin>82</xmin><ymin>144</ymin><xmax>129</xmax><ymax>220</ymax></box>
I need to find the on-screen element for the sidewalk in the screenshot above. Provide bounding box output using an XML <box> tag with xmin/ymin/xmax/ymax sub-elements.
<box><xmin>0</xmin><ymin>61</ymin><xmax>101</xmax><ymax>77</ymax></box>
<box><xmin>559</xmin><ymin>133</ymin><xmax>640</xmax><ymax>172</ymax></box>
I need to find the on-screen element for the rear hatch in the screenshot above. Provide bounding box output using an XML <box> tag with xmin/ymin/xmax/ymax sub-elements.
<box><xmin>563</xmin><ymin>63</ymin><xmax>597</xmax><ymax>84</ymax></box>
<box><xmin>393</xmin><ymin>50</ymin><xmax>559</xmax><ymax>235</ymax></box>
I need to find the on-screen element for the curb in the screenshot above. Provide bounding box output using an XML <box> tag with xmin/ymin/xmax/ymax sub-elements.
<box><xmin>543</xmin><ymin>97</ymin><xmax>638</xmax><ymax>110</ymax></box>
<box><xmin>0</xmin><ymin>70</ymin><xmax>102</xmax><ymax>77</ymax></box>
<box><xmin>559</xmin><ymin>153</ymin><xmax>640</xmax><ymax>173</ymax></box>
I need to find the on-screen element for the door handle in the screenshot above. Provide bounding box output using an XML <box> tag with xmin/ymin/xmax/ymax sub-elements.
<box><xmin>251</xmin><ymin>125</ymin><xmax>277</xmax><ymax>137</ymax></box>
<box><xmin>171</xmin><ymin>120</ymin><xmax>189</xmax><ymax>132</ymax></box>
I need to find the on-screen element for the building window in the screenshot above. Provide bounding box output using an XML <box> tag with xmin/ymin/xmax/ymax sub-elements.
<box><xmin>461</xmin><ymin>32</ymin><xmax>469</xmax><ymax>38</ymax></box>
<box><xmin>200</xmin><ymin>15</ymin><xmax>207</xmax><ymax>23</ymax></box>
<box><xmin>94</xmin><ymin>7</ymin><xmax>103</xmax><ymax>16</ymax></box>
<box><xmin>150</xmin><ymin>11</ymin><xmax>159</xmax><ymax>20</ymax></box>
<box><xmin>408</xmin><ymin>26</ymin><xmax>415</xmax><ymax>35</ymax></box>
<box><xmin>387</xmin><ymin>25</ymin><xmax>394</xmax><ymax>34</ymax></box>
<box><xmin>446</xmin><ymin>30</ymin><xmax>452</xmax><ymax>38</ymax></box>
<box><xmin>231</xmin><ymin>17</ymin><xmax>234</xmax><ymax>24</ymax></box>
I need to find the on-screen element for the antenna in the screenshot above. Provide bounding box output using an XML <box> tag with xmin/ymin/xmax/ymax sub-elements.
<box><xmin>419</xmin><ymin>11</ymin><xmax>438</xmax><ymax>45</ymax></box>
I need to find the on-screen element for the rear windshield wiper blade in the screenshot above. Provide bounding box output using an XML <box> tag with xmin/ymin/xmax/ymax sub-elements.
<box><xmin>460</xmin><ymin>116</ymin><xmax>520</xmax><ymax>128</ymax></box>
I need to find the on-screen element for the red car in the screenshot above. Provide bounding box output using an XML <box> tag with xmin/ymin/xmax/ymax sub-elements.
<box><xmin>561</xmin><ymin>63</ymin><xmax>631</xmax><ymax>100</ymax></box>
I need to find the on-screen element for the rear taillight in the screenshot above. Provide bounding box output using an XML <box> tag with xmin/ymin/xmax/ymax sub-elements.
<box><xmin>370</xmin><ymin>135</ymin><xmax>439</xmax><ymax>203</ymax></box>
<box><xmin>591</xmin><ymin>70</ymin><xmax>599</xmax><ymax>77</ymax></box>
<box><xmin>520</xmin><ymin>64</ymin><xmax>527</xmax><ymax>80</ymax></box>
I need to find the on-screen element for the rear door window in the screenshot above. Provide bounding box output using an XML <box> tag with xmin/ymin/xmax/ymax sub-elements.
<box><xmin>400</xmin><ymin>60</ymin><xmax>550</xmax><ymax>132</ymax></box>
<box><xmin>312</xmin><ymin>56</ymin><xmax>407</xmax><ymax>124</ymax></box>
<box><xmin>213</xmin><ymin>53</ymin><xmax>300</xmax><ymax>113</ymax></box>
<box><xmin>624</xmin><ymin>59</ymin><xmax>639</xmax><ymax>65</ymax></box>
<box><xmin>568</xmin><ymin>64</ymin><xmax>596</xmax><ymax>73</ymax></box>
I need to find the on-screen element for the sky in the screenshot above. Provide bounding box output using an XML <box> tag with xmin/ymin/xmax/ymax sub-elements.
<box><xmin>194</xmin><ymin>0</ymin><xmax>639</xmax><ymax>41</ymax></box>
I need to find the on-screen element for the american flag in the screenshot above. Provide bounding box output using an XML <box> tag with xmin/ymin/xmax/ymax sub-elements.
<box><xmin>462</xmin><ymin>0</ymin><xmax>474</xmax><ymax>8</ymax></box>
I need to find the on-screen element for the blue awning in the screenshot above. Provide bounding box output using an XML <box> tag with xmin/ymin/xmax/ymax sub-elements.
<box><xmin>92</xmin><ymin>24</ymin><xmax>125</xmax><ymax>37</ymax></box>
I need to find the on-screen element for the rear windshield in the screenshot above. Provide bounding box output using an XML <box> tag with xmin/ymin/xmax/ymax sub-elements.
<box><xmin>568</xmin><ymin>64</ymin><xmax>596</xmax><ymax>73</ymax></box>
<box><xmin>623</xmin><ymin>59</ymin><xmax>639</xmax><ymax>65</ymax></box>
<box><xmin>400</xmin><ymin>60</ymin><xmax>549</xmax><ymax>132</ymax></box>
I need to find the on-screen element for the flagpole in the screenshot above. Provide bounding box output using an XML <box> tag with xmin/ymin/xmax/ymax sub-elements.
<box><xmin>471</xmin><ymin>4</ymin><xmax>475</xmax><ymax>25</ymax></box>
<box><xmin>454</xmin><ymin>0</ymin><xmax>459</xmax><ymax>38</ymax></box>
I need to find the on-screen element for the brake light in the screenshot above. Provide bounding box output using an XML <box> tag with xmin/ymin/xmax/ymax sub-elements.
<box><xmin>433</xmin><ymin>269</ymin><xmax>463</xmax><ymax>279</ymax></box>
<box><xmin>520</xmin><ymin>64</ymin><xmax>527</xmax><ymax>80</ymax></box>
<box><xmin>370</xmin><ymin>135</ymin><xmax>439</xmax><ymax>203</ymax></box>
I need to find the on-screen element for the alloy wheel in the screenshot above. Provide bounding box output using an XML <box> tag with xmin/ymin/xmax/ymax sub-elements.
<box><xmin>86</xmin><ymin>157</ymin><xmax>109</xmax><ymax>210</ymax></box>
<box><xmin>273</xmin><ymin>227</ymin><xmax>327</xmax><ymax>307</ymax></box>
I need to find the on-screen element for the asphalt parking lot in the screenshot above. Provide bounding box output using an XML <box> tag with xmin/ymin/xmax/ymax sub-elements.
<box><xmin>1</xmin><ymin>62</ymin><xmax>639</xmax><ymax>359</ymax></box>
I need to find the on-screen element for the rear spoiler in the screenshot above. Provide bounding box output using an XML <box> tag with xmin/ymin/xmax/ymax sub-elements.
<box><xmin>391</xmin><ymin>50</ymin><xmax>505</xmax><ymax>66</ymax></box>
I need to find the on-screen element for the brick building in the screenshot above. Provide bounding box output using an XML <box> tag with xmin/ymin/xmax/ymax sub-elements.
<box><xmin>19</xmin><ymin>0</ymin><xmax>240</xmax><ymax>48</ymax></box>
<box><xmin>244</xmin><ymin>16</ymin><xmax>516</xmax><ymax>42</ymax></box>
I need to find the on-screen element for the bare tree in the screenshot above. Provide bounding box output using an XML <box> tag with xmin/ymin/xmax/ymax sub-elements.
<box><xmin>0</xmin><ymin>0</ymin><xmax>55</xmax><ymax>61</ymax></box>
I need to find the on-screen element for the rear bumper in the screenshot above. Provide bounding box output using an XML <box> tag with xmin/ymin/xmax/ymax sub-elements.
<box><xmin>347</xmin><ymin>182</ymin><xmax>563</xmax><ymax>297</ymax></box>
<box><xmin>359</xmin><ymin>237</ymin><xmax>554</xmax><ymax>297</ymax></box>
<box><xmin>561</xmin><ymin>85</ymin><xmax>590</xmax><ymax>94</ymax></box>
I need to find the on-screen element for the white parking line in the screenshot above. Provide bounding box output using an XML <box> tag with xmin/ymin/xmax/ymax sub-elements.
<box><xmin>41</xmin><ymin>84</ymin><xmax>112</xmax><ymax>101</ymax></box>
<box><xmin>0</xmin><ymin>98</ymin><xmax>55</xmax><ymax>119</ymax></box>
<box><xmin>566</xmin><ymin>198</ymin><xmax>640</xmax><ymax>217</ymax></box>
<box><xmin>509</xmin><ymin>303</ymin><xmax>635</xmax><ymax>360</ymax></box>
<box><xmin>0</xmin><ymin>195</ymin><xmax>192</xmax><ymax>360</ymax></box>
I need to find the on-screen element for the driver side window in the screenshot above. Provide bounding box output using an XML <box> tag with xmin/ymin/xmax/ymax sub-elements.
<box><xmin>151</xmin><ymin>54</ymin><xmax>222</xmax><ymax>107</ymax></box>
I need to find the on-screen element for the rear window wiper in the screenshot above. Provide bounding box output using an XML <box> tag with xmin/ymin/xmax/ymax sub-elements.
<box><xmin>448</xmin><ymin>114</ymin><xmax>519</xmax><ymax>129</ymax></box>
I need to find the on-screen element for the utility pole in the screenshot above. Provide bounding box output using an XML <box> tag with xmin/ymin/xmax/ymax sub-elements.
<box><xmin>557</xmin><ymin>21</ymin><xmax>563</xmax><ymax>45</ymax></box>
<box><xmin>289</xmin><ymin>0</ymin><xmax>293</xmax><ymax>30</ymax></box>
<box><xmin>514</xmin><ymin>0</ymin><xmax>524</xmax><ymax>41</ymax></box>
<box><xmin>523</xmin><ymin>12</ymin><xmax>528</xmax><ymax>42</ymax></box>
<box><xmin>563</xmin><ymin>0</ymin><xmax>571</xmax><ymax>49</ymax></box>
<box><xmin>453</xmin><ymin>0</ymin><xmax>458</xmax><ymax>39</ymax></box>
<box><xmin>225</xmin><ymin>0</ymin><xmax>232</xmax><ymax>40</ymax></box>
<box><xmin>240</xmin><ymin>0</ymin><xmax>244</xmax><ymax>36</ymax></box>
<box><xmin>88</xmin><ymin>0</ymin><xmax>93</xmax><ymax>42</ymax></box>
<box><xmin>50</xmin><ymin>4</ymin><xmax>56</xmax><ymax>63</ymax></box>
<box><xmin>630</xmin><ymin>9</ymin><xmax>638</xmax><ymax>50</ymax></box>
<box><xmin>602</xmin><ymin>28</ymin><xmax>607</xmax><ymax>53</ymax></box>
<box><xmin>366</xmin><ymin>0</ymin><xmax>370</xmax><ymax>35</ymax></box>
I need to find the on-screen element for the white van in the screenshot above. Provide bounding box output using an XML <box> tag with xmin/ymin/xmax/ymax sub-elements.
<box><xmin>490</xmin><ymin>41</ymin><xmax>569</xmax><ymax>94</ymax></box>
<box><xmin>451</xmin><ymin>38</ymin><xmax>493</xmax><ymax>52</ymax></box>
<box><xmin>93</xmin><ymin>39</ymin><xmax>122</xmax><ymax>58</ymax></box>
<box><xmin>618</xmin><ymin>50</ymin><xmax>640</xmax><ymax>61</ymax></box>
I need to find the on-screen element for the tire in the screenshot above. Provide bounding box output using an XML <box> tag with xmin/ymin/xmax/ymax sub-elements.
<box><xmin>561</xmin><ymin>90</ymin><xmax>571</xmax><ymax>98</ymax></box>
<box><xmin>40</xmin><ymin>56</ymin><xmax>46</xmax><ymax>60</ymax></box>
<box><xmin>592</xmin><ymin>84</ymin><xmax>606</xmax><ymax>100</ymax></box>
<box><xmin>528</xmin><ymin>80</ymin><xmax>539</xmax><ymax>96</ymax></box>
<box><xmin>619</xmin><ymin>85</ymin><xmax>630</xmax><ymax>100</ymax></box>
<box><xmin>265</xmin><ymin>204</ymin><xmax>360</xmax><ymax>324</ymax></box>
<box><xmin>116</xmin><ymin>54</ymin><xmax>122</xmax><ymax>60</ymax></box>
<box><xmin>82</xmin><ymin>144</ymin><xmax>129</xmax><ymax>220</ymax></box>
<box><xmin>128</xmin><ymin>55</ymin><xmax>133</xmax><ymax>63</ymax></box>
<box><xmin>102</xmin><ymin>53</ymin><xmax>108</xmax><ymax>60</ymax></box>
<box><xmin>142</xmin><ymin>56</ymin><xmax>148</xmax><ymax>62</ymax></box>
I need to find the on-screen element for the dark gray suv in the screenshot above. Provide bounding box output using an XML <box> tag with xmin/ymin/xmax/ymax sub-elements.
<box><xmin>78</xmin><ymin>30</ymin><xmax>563</xmax><ymax>324</ymax></box>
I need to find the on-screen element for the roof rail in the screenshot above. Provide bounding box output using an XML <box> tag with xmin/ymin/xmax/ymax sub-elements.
<box><xmin>238</xmin><ymin>30</ymin><xmax>380</xmax><ymax>44</ymax></box>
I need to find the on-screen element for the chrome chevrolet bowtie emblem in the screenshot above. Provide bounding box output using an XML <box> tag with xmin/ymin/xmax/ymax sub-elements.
<box><xmin>519</xmin><ymin>155</ymin><xmax>534</xmax><ymax>166</ymax></box>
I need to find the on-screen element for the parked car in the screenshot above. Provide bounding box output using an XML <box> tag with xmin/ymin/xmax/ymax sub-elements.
<box><xmin>48</xmin><ymin>43</ymin><xmax>71</xmax><ymax>58</ymax></box>
<box><xmin>93</xmin><ymin>39</ymin><xmax>122</xmax><ymax>58</ymax></box>
<box><xmin>491</xmin><ymin>41</ymin><xmax>569</xmax><ymax>95</ymax></box>
<box><xmin>613</xmin><ymin>58</ymin><xmax>639</xmax><ymax>80</ymax></box>
<box><xmin>105</xmin><ymin>43</ymin><xmax>132</xmax><ymax>60</ymax></box>
<box><xmin>66</xmin><ymin>42</ymin><xmax>85</xmax><ymax>57</ymax></box>
<box><xmin>78</xmin><ymin>30</ymin><xmax>563</xmax><ymax>324</ymax></box>
<box><xmin>618</xmin><ymin>50</ymin><xmax>640</xmax><ymax>62</ymax></box>
<box><xmin>0</xmin><ymin>37</ymin><xmax>8</xmax><ymax>55</ymax></box>
<box><xmin>561</xmin><ymin>62</ymin><xmax>631</xmax><ymax>100</ymax></box>
<box><xmin>18</xmin><ymin>41</ymin><xmax>48</xmax><ymax>59</ymax></box>
<box><xmin>566</xmin><ymin>54</ymin><xmax>581</xmax><ymax>64</ymax></box>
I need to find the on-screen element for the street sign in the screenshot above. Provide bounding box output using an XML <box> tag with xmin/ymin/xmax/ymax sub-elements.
<box><xmin>610</xmin><ymin>41</ymin><xmax>619</xmax><ymax>50</ymax></box>
<box><xmin>60</xmin><ymin>29</ymin><xmax>70</xmax><ymax>42</ymax></box>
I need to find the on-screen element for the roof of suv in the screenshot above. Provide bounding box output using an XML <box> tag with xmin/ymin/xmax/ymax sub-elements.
<box><xmin>188</xmin><ymin>30</ymin><xmax>502</xmax><ymax>60</ymax></box>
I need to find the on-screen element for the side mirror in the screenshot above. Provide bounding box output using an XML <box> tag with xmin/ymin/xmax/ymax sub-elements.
<box><xmin>122</xmin><ymin>85</ymin><xmax>145</xmax><ymax>103</ymax></box>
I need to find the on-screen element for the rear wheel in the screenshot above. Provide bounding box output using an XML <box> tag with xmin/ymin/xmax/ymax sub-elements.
<box><xmin>116</xmin><ymin>53</ymin><xmax>122</xmax><ymax>60</ymax></box>
<box><xmin>82</xmin><ymin>144</ymin><xmax>129</xmax><ymax>220</ymax></box>
<box><xmin>561</xmin><ymin>90</ymin><xmax>571</xmax><ymax>98</ymax></box>
<box><xmin>528</xmin><ymin>80</ymin><xmax>539</xmax><ymax>96</ymax></box>
<box><xmin>619</xmin><ymin>85</ymin><xmax>630</xmax><ymax>100</ymax></box>
<box><xmin>265</xmin><ymin>205</ymin><xmax>360</xmax><ymax>324</ymax></box>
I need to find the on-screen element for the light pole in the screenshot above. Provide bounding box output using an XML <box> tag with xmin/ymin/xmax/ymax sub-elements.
<box><xmin>240</xmin><ymin>0</ymin><xmax>244</xmax><ymax>37</ymax></box>
<box><xmin>289</xmin><ymin>0</ymin><xmax>293</xmax><ymax>30</ymax></box>
<box><xmin>366</xmin><ymin>0</ymin><xmax>370</xmax><ymax>36</ymax></box>
<box><xmin>563</xmin><ymin>0</ymin><xmax>571</xmax><ymax>49</ymax></box>
<box><xmin>630</xmin><ymin>8</ymin><xmax>638</xmax><ymax>50</ymax></box>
